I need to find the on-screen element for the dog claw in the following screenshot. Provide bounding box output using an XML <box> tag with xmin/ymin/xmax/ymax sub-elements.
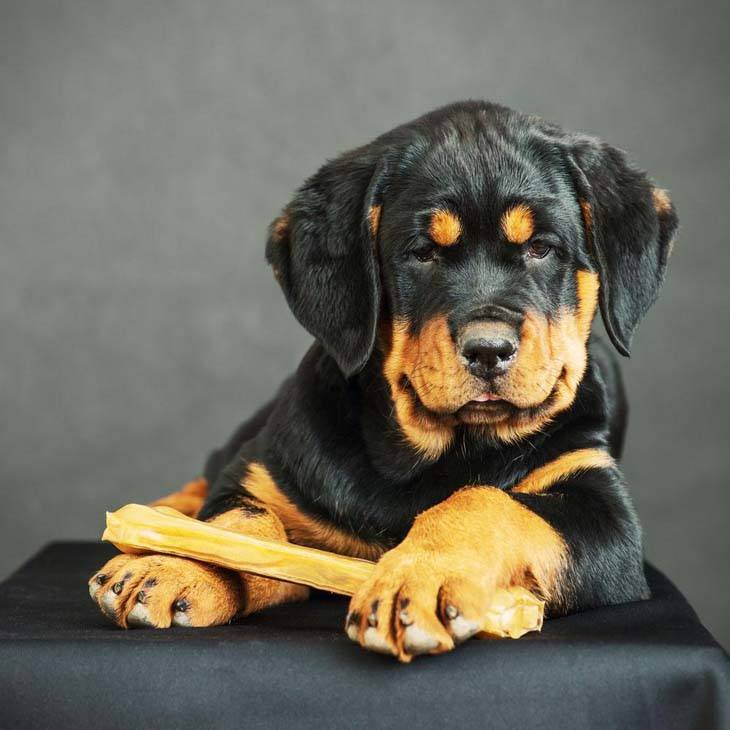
<box><xmin>367</xmin><ymin>600</ymin><xmax>379</xmax><ymax>627</ymax></box>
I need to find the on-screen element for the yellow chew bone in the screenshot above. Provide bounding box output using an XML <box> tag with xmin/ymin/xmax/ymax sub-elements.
<box><xmin>102</xmin><ymin>503</ymin><xmax>544</xmax><ymax>639</ymax></box>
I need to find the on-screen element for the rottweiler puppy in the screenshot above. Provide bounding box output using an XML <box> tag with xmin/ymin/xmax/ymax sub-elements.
<box><xmin>89</xmin><ymin>101</ymin><xmax>678</xmax><ymax>662</ymax></box>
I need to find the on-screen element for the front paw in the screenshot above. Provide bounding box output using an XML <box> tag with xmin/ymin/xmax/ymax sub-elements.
<box><xmin>345</xmin><ymin>548</ymin><xmax>495</xmax><ymax>662</ymax></box>
<box><xmin>89</xmin><ymin>554</ymin><xmax>243</xmax><ymax>628</ymax></box>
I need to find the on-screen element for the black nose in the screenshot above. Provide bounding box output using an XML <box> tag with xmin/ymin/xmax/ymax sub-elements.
<box><xmin>461</xmin><ymin>337</ymin><xmax>517</xmax><ymax>378</ymax></box>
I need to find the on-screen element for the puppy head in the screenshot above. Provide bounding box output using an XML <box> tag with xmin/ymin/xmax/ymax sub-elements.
<box><xmin>266</xmin><ymin>102</ymin><xmax>678</xmax><ymax>454</ymax></box>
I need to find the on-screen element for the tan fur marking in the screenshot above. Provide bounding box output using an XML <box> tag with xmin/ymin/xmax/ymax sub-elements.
<box><xmin>90</xmin><ymin>552</ymin><xmax>244</xmax><ymax>629</ymax></box>
<box><xmin>574</xmin><ymin>269</ymin><xmax>601</xmax><ymax>336</ymax></box>
<box><xmin>90</xmin><ymin>493</ymin><xmax>310</xmax><ymax>628</ymax></box>
<box><xmin>381</xmin><ymin>271</ymin><xmax>600</xmax><ymax>449</ymax></box>
<box><xmin>347</xmin><ymin>485</ymin><xmax>566</xmax><ymax>660</ymax></box>
<box><xmin>207</xmin><ymin>508</ymin><xmax>309</xmax><ymax>616</ymax></box>
<box><xmin>652</xmin><ymin>188</ymin><xmax>672</xmax><ymax>215</ymax></box>
<box><xmin>409</xmin><ymin>487</ymin><xmax>567</xmax><ymax>600</ymax></box>
<box><xmin>513</xmin><ymin>448</ymin><xmax>615</xmax><ymax>495</ymax></box>
<box><xmin>150</xmin><ymin>478</ymin><xmax>209</xmax><ymax>518</ymax></box>
<box><xmin>242</xmin><ymin>463</ymin><xmax>383</xmax><ymax>560</ymax></box>
<box><xmin>382</xmin><ymin>316</ymin><xmax>461</xmax><ymax>459</ymax></box>
<box><xmin>428</xmin><ymin>209</ymin><xmax>462</xmax><ymax>247</ymax></box>
<box><xmin>579</xmin><ymin>200</ymin><xmax>593</xmax><ymax>248</ymax></box>
<box><xmin>368</xmin><ymin>205</ymin><xmax>382</xmax><ymax>237</ymax></box>
<box><xmin>271</xmin><ymin>213</ymin><xmax>289</xmax><ymax>242</ymax></box>
<box><xmin>489</xmin><ymin>270</ymin><xmax>599</xmax><ymax>443</ymax></box>
<box><xmin>501</xmin><ymin>204</ymin><xmax>535</xmax><ymax>244</ymax></box>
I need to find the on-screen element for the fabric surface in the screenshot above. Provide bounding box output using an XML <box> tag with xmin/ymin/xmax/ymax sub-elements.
<box><xmin>0</xmin><ymin>543</ymin><xmax>727</xmax><ymax>730</ymax></box>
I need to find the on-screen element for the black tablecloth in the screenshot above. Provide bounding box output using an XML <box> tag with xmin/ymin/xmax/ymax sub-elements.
<box><xmin>0</xmin><ymin>543</ymin><xmax>727</xmax><ymax>729</ymax></box>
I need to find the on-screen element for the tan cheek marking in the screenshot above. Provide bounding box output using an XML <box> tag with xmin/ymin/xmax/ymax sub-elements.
<box><xmin>242</xmin><ymin>463</ymin><xmax>383</xmax><ymax>560</ymax></box>
<box><xmin>575</xmin><ymin>269</ymin><xmax>599</xmax><ymax>339</ymax></box>
<box><xmin>501</xmin><ymin>204</ymin><xmax>534</xmax><ymax>244</ymax></box>
<box><xmin>652</xmin><ymin>188</ymin><xmax>672</xmax><ymax>215</ymax></box>
<box><xmin>409</xmin><ymin>315</ymin><xmax>468</xmax><ymax>411</ymax></box>
<box><xmin>368</xmin><ymin>205</ymin><xmax>382</xmax><ymax>237</ymax></box>
<box><xmin>429</xmin><ymin>209</ymin><xmax>462</xmax><ymax>247</ymax></box>
<box><xmin>382</xmin><ymin>317</ymin><xmax>457</xmax><ymax>460</ymax></box>
<box><xmin>513</xmin><ymin>448</ymin><xmax>615</xmax><ymax>495</ymax></box>
<box><xmin>488</xmin><ymin>270</ymin><xmax>599</xmax><ymax>445</ymax></box>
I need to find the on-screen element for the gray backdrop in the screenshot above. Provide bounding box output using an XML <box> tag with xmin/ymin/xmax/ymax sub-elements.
<box><xmin>2</xmin><ymin>0</ymin><xmax>729</xmax><ymax>649</ymax></box>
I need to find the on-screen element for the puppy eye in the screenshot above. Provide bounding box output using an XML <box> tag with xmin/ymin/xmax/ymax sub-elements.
<box><xmin>411</xmin><ymin>245</ymin><xmax>438</xmax><ymax>263</ymax></box>
<box><xmin>525</xmin><ymin>240</ymin><xmax>553</xmax><ymax>259</ymax></box>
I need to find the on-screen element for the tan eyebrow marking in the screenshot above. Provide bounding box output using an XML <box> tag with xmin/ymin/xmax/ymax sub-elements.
<box><xmin>501</xmin><ymin>204</ymin><xmax>535</xmax><ymax>244</ymax></box>
<box><xmin>368</xmin><ymin>205</ymin><xmax>382</xmax><ymax>237</ymax></box>
<box><xmin>428</xmin><ymin>209</ymin><xmax>462</xmax><ymax>247</ymax></box>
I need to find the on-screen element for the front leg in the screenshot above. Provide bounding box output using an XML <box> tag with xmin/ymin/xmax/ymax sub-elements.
<box><xmin>89</xmin><ymin>500</ymin><xmax>309</xmax><ymax>628</ymax></box>
<box><xmin>346</xmin><ymin>487</ymin><xmax>566</xmax><ymax>661</ymax></box>
<box><xmin>347</xmin><ymin>448</ymin><xmax>647</xmax><ymax>661</ymax></box>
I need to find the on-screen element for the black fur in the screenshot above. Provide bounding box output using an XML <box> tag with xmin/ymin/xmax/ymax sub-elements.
<box><xmin>566</xmin><ymin>134</ymin><xmax>678</xmax><ymax>354</ymax></box>
<box><xmin>198</xmin><ymin>101</ymin><xmax>678</xmax><ymax>616</ymax></box>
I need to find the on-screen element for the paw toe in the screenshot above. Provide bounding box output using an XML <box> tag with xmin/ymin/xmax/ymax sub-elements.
<box><xmin>126</xmin><ymin>601</ymin><xmax>155</xmax><ymax>628</ymax></box>
<box><xmin>346</xmin><ymin>561</ymin><xmax>500</xmax><ymax>661</ymax></box>
<box><xmin>88</xmin><ymin>554</ymin><xmax>135</xmax><ymax>600</ymax></box>
<box><xmin>362</xmin><ymin>627</ymin><xmax>394</xmax><ymax>655</ymax></box>
<box><xmin>438</xmin><ymin>578</ymin><xmax>489</xmax><ymax>643</ymax></box>
<box><xmin>401</xmin><ymin>623</ymin><xmax>441</xmax><ymax>654</ymax></box>
<box><xmin>347</xmin><ymin>586</ymin><xmax>399</xmax><ymax>657</ymax></box>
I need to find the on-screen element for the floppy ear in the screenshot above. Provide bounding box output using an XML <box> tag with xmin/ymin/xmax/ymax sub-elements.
<box><xmin>265</xmin><ymin>145</ymin><xmax>388</xmax><ymax>377</ymax></box>
<box><xmin>568</xmin><ymin>137</ymin><xmax>679</xmax><ymax>355</ymax></box>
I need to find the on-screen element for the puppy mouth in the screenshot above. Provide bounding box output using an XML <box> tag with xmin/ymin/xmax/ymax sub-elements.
<box><xmin>469</xmin><ymin>392</ymin><xmax>503</xmax><ymax>403</ymax></box>
<box><xmin>456</xmin><ymin>394</ymin><xmax>515</xmax><ymax>424</ymax></box>
<box><xmin>404</xmin><ymin>364</ymin><xmax>565</xmax><ymax>428</ymax></box>
<box><xmin>402</xmin><ymin>375</ymin><xmax>516</xmax><ymax>424</ymax></box>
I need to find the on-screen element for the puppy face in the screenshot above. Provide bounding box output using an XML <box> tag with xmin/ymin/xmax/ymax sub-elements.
<box><xmin>267</xmin><ymin>102</ymin><xmax>677</xmax><ymax>455</ymax></box>
<box><xmin>374</xmin><ymin>130</ymin><xmax>600</xmax><ymax>444</ymax></box>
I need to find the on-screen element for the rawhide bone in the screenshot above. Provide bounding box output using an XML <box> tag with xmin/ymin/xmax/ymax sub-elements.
<box><xmin>103</xmin><ymin>503</ymin><xmax>544</xmax><ymax>639</ymax></box>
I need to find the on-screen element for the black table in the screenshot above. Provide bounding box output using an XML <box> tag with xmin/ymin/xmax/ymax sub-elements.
<box><xmin>1</xmin><ymin>543</ymin><xmax>728</xmax><ymax>729</ymax></box>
